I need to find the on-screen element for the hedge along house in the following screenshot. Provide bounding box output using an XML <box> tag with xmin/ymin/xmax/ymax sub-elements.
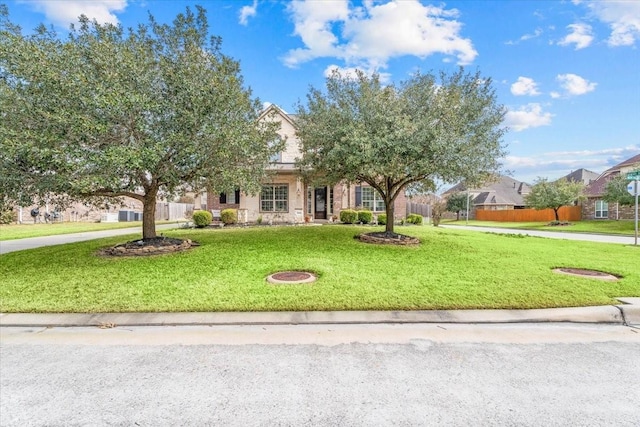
<box><xmin>206</xmin><ymin>104</ymin><xmax>406</xmax><ymax>223</ymax></box>
<box><xmin>583</xmin><ymin>153</ymin><xmax>640</xmax><ymax>220</ymax></box>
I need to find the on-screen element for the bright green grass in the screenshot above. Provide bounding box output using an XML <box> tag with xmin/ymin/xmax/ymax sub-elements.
<box><xmin>1</xmin><ymin>225</ymin><xmax>638</xmax><ymax>313</ymax></box>
<box><xmin>444</xmin><ymin>219</ymin><xmax>637</xmax><ymax>235</ymax></box>
<box><xmin>0</xmin><ymin>221</ymin><xmax>178</xmax><ymax>241</ymax></box>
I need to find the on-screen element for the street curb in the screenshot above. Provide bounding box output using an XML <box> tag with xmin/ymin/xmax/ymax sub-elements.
<box><xmin>0</xmin><ymin>305</ymin><xmax>627</xmax><ymax>327</ymax></box>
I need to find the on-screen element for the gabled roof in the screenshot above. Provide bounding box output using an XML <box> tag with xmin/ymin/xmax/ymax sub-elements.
<box><xmin>559</xmin><ymin>168</ymin><xmax>599</xmax><ymax>185</ymax></box>
<box><xmin>443</xmin><ymin>175</ymin><xmax>531</xmax><ymax>207</ymax></box>
<box><xmin>258</xmin><ymin>104</ymin><xmax>297</xmax><ymax>129</ymax></box>
<box><xmin>585</xmin><ymin>153</ymin><xmax>640</xmax><ymax>197</ymax></box>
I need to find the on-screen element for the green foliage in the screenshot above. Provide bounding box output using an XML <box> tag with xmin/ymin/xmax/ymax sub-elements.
<box><xmin>0</xmin><ymin>209</ymin><xmax>15</xmax><ymax>224</ymax></box>
<box><xmin>340</xmin><ymin>209</ymin><xmax>359</xmax><ymax>224</ymax></box>
<box><xmin>295</xmin><ymin>68</ymin><xmax>506</xmax><ymax>234</ymax></box>
<box><xmin>256</xmin><ymin>215</ymin><xmax>263</xmax><ymax>225</ymax></box>
<box><xmin>525</xmin><ymin>178</ymin><xmax>585</xmax><ymax>221</ymax></box>
<box><xmin>192</xmin><ymin>210</ymin><xmax>212</xmax><ymax>228</ymax></box>
<box><xmin>357</xmin><ymin>210</ymin><xmax>373</xmax><ymax>224</ymax></box>
<box><xmin>446</xmin><ymin>192</ymin><xmax>470</xmax><ymax>220</ymax></box>
<box><xmin>376</xmin><ymin>214</ymin><xmax>387</xmax><ymax>225</ymax></box>
<box><xmin>603</xmin><ymin>174</ymin><xmax>636</xmax><ymax>206</ymax></box>
<box><xmin>406</xmin><ymin>214</ymin><xmax>423</xmax><ymax>225</ymax></box>
<box><xmin>220</xmin><ymin>208</ymin><xmax>237</xmax><ymax>225</ymax></box>
<box><xmin>0</xmin><ymin>6</ymin><xmax>282</xmax><ymax>239</ymax></box>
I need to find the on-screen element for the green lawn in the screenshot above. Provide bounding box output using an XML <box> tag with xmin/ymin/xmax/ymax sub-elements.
<box><xmin>1</xmin><ymin>225</ymin><xmax>638</xmax><ymax>313</ymax></box>
<box><xmin>443</xmin><ymin>219</ymin><xmax>637</xmax><ymax>235</ymax></box>
<box><xmin>0</xmin><ymin>221</ymin><xmax>178</xmax><ymax>241</ymax></box>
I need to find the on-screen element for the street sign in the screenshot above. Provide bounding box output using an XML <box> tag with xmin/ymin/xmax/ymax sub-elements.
<box><xmin>627</xmin><ymin>180</ymin><xmax>639</xmax><ymax>196</ymax></box>
<box><xmin>627</xmin><ymin>172</ymin><xmax>640</xmax><ymax>180</ymax></box>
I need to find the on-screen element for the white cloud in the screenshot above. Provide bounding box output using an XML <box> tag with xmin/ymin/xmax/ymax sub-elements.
<box><xmin>583</xmin><ymin>0</ymin><xmax>640</xmax><ymax>47</ymax></box>
<box><xmin>504</xmin><ymin>145</ymin><xmax>640</xmax><ymax>181</ymax></box>
<box><xmin>558</xmin><ymin>23</ymin><xmax>593</xmax><ymax>49</ymax></box>
<box><xmin>504</xmin><ymin>103</ymin><xmax>553</xmax><ymax>132</ymax></box>
<box><xmin>284</xmin><ymin>0</ymin><xmax>477</xmax><ymax>70</ymax></box>
<box><xmin>556</xmin><ymin>73</ymin><xmax>596</xmax><ymax>96</ymax></box>
<box><xmin>239</xmin><ymin>0</ymin><xmax>258</xmax><ymax>26</ymax></box>
<box><xmin>24</xmin><ymin>0</ymin><xmax>127</xmax><ymax>27</ymax></box>
<box><xmin>505</xmin><ymin>28</ymin><xmax>542</xmax><ymax>45</ymax></box>
<box><xmin>510</xmin><ymin>77</ymin><xmax>541</xmax><ymax>96</ymax></box>
<box><xmin>324</xmin><ymin>64</ymin><xmax>391</xmax><ymax>83</ymax></box>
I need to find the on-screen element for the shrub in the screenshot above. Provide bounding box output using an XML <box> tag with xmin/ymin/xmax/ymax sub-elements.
<box><xmin>358</xmin><ymin>210</ymin><xmax>373</xmax><ymax>224</ymax></box>
<box><xmin>406</xmin><ymin>214</ymin><xmax>423</xmax><ymax>225</ymax></box>
<box><xmin>220</xmin><ymin>208</ymin><xmax>237</xmax><ymax>225</ymax></box>
<box><xmin>192</xmin><ymin>210</ymin><xmax>212</xmax><ymax>228</ymax></box>
<box><xmin>0</xmin><ymin>209</ymin><xmax>15</xmax><ymax>224</ymax></box>
<box><xmin>376</xmin><ymin>214</ymin><xmax>387</xmax><ymax>225</ymax></box>
<box><xmin>340</xmin><ymin>209</ymin><xmax>358</xmax><ymax>224</ymax></box>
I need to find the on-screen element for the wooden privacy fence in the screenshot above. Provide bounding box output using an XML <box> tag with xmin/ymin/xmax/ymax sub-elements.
<box><xmin>474</xmin><ymin>206</ymin><xmax>582</xmax><ymax>222</ymax></box>
<box><xmin>406</xmin><ymin>202</ymin><xmax>430</xmax><ymax>218</ymax></box>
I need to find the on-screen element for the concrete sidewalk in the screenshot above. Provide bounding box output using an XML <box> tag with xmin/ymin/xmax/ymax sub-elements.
<box><xmin>440</xmin><ymin>224</ymin><xmax>638</xmax><ymax>245</ymax></box>
<box><xmin>2</xmin><ymin>298</ymin><xmax>639</xmax><ymax>328</ymax></box>
<box><xmin>0</xmin><ymin>223</ymin><xmax>180</xmax><ymax>255</ymax></box>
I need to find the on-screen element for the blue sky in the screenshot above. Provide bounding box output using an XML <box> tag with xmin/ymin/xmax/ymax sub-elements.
<box><xmin>4</xmin><ymin>0</ymin><xmax>639</xmax><ymax>184</ymax></box>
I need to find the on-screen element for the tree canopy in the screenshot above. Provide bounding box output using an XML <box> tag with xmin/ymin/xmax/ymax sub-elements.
<box><xmin>295</xmin><ymin>68</ymin><xmax>506</xmax><ymax>234</ymax></box>
<box><xmin>446</xmin><ymin>192</ymin><xmax>470</xmax><ymax>221</ymax></box>
<box><xmin>603</xmin><ymin>173</ymin><xmax>637</xmax><ymax>207</ymax></box>
<box><xmin>525</xmin><ymin>178</ymin><xmax>584</xmax><ymax>221</ymax></box>
<box><xmin>0</xmin><ymin>5</ymin><xmax>280</xmax><ymax>238</ymax></box>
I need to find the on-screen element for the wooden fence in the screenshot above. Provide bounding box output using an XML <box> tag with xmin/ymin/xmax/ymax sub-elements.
<box><xmin>474</xmin><ymin>206</ymin><xmax>582</xmax><ymax>222</ymax></box>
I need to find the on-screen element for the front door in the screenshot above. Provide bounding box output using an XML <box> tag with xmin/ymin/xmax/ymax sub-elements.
<box><xmin>314</xmin><ymin>188</ymin><xmax>326</xmax><ymax>219</ymax></box>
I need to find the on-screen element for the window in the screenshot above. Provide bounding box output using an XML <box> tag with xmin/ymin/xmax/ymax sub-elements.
<box><xmin>219</xmin><ymin>190</ymin><xmax>240</xmax><ymax>205</ymax></box>
<box><xmin>307</xmin><ymin>187</ymin><xmax>313</xmax><ymax>215</ymax></box>
<box><xmin>595</xmin><ymin>200</ymin><xmax>608</xmax><ymax>219</ymax></box>
<box><xmin>328</xmin><ymin>187</ymin><xmax>334</xmax><ymax>215</ymax></box>
<box><xmin>360</xmin><ymin>187</ymin><xmax>385</xmax><ymax>212</ymax></box>
<box><xmin>261</xmin><ymin>185</ymin><xmax>288</xmax><ymax>212</ymax></box>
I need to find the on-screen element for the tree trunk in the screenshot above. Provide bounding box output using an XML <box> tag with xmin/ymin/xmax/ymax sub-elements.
<box><xmin>385</xmin><ymin>199</ymin><xmax>395</xmax><ymax>234</ymax></box>
<box><xmin>553</xmin><ymin>207</ymin><xmax>560</xmax><ymax>222</ymax></box>
<box><xmin>456</xmin><ymin>211</ymin><xmax>460</xmax><ymax>221</ymax></box>
<box><xmin>142</xmin><ymin>189</ymin><xmax>158</xmax><ymax>239</ymax></box>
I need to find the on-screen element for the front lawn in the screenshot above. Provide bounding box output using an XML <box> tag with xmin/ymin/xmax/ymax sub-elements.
<box><xmin>444</xmin><ymin>219</ymin><xmax>637</xmax><ymax>235</ymax></box>
<box><xmin>1</xmin><ymin>225</ymin><xmax>638</xmax><ymax>313</ymax></box>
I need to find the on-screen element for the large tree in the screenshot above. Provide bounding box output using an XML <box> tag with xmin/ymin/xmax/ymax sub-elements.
<box><xmin>525</xmin><ymin>178</ymin><xmax>584</xmax><ymax>221</ymax></box>
<box><xmin>0</xmin><ymin>5</ymin><xmax>280</xmax><ymax>238</ymax></box>
<box><xmin>295</xmin><ymin>68</ymin><xmax>506</xmax><ymax>235</ymax></box>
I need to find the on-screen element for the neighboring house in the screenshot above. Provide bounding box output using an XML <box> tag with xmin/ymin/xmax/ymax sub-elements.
<box><xmin>443</xmin><ymin>175</ymin><xmax>531</xmax><ymax>218</ymax></box>
<box><xmin>558</xmin><ymin>168</ymin><xmax>599</xmax><ymax>185</ymax></box>
<box><xmin>207</xmin><ymin>104</ymin><xmax>406</xmax><ymax>223</ymax></box>
<box><xmin>583</xmin><ymin>153</ymin><xmax>640</xmax><ymax>220</ymax></box>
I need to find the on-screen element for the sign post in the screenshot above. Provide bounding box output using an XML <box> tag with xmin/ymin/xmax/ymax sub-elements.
<box><xmin>627</xmin><ymin>179</ymin><xmax>639</xmax><ymax>246</ymax></box>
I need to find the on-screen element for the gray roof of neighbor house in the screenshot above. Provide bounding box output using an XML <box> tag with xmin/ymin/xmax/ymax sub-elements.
<box><xmin>443</xmin><ymin>175</ymin><xmax>531</xmax><ymax>207</ymax></box>
<box><xmin>585</xmin><ymin>153</ymin><xmax>640</xmax><ymax>197</ymax></box>
<box><xmin>559</xmin><ymin>168</ymin><xmax>600</xmax><ymax>185</ymax></box>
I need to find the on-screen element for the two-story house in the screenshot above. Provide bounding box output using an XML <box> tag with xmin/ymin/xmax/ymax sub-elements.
<box><xmin>206</xmin><ymin>104</ymin><xmax>406</xmax><ymax>223</ymax></box>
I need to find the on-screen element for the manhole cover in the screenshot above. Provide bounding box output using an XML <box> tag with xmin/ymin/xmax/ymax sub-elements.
<box><xmin>266</xmin><ymin>271</ymin><xmax>317</xmax><ymax>284</ymax></box>
<box><xmin>553</xmin><ymin>268</ymin><xmax>619</xmax><ymax>281</ymax></box>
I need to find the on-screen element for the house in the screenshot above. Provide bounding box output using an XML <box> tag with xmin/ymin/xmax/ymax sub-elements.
<box><xmin>583</xmin><ymin>153</ymin><xmax>640</xmax><ymax>220</ymax></box>
<box><xmin>443</xmin><ymin>175</ymin><xmax>531</xmax><ymax>218</ymax></box>
<box><xmin>206</xmin><ymin>104</ymin><xmax>407</xmax><ymax>223</ymax></box>
<box><xmin>558</xmin><ymin>168</ymin><xmax>599</xmax><ymax>185</ymax></box>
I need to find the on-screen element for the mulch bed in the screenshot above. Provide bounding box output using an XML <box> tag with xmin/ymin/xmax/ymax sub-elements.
<box><xmin>357</xmin><ymin>232</ymin><xmax>420</xmax><ymax>246</ymax></box>
<box><xmin>98</xmin><ymin>237</ymin><xmax>198</xmax><ymax>257</ymax></box>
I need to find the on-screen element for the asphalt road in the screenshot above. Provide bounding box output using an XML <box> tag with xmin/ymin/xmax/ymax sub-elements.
<box><xmin>2</xmin><ymin>323</ymin><xmax>639</xmax><ymax>426</ymax></box>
